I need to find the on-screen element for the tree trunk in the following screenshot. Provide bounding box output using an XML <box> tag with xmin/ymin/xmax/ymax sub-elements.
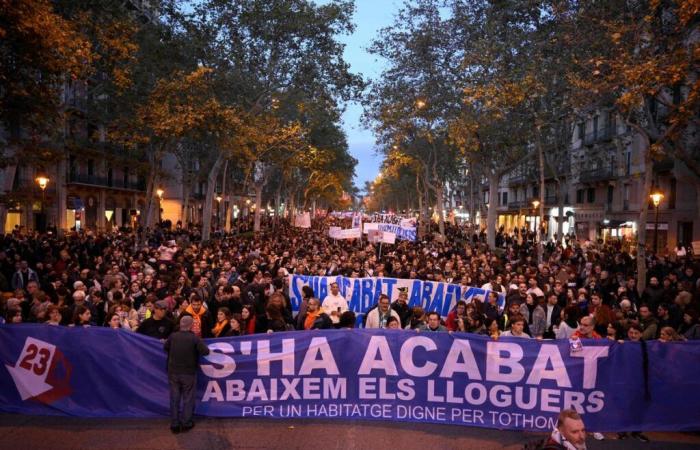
<box><xmin>486</xmin><ymin>172</ymin><xmax>500</xmax><ymax>248</ymax></box>
<box><xmin>274</xmin><ymin>184</ymin><xmax>282</xmax><ymax>228</ymax></box>
<box><xmin>143</xmin><ymin>146</ymin><xmax>160</xmax><ymax>230</ymax></box>
<box><xmin>537</xmin><ymin>138</ymin><xmax>545</xmax><ymax>263</ymax></box>
<box><xmin>224</xmin><ymin>183</ymin><xmax>232</xmax><ymax>233</ymax></box>
<box><xmin>416</xmin><ymin>172</ymin><xmax>424</xmax><ymax>239</ymax></box>
<box><xmin>219</xmin><ymin>159</ymin><xmax>228</xmax><ymax>232</ymax></box>
<box><xmin>202</xmin><ymin>153</ymin><xmax>224</xmax><ymax>242</ymax></box>
<box><xmin>557</xmin><ymin>180</ymin><xmax>565</xmax><ymax>244</ymax></box>
<box><xmin>181</xmin><ymin>169</ymin><xmax>190</xmax><ymax>229</ymax></box>
<box><xmin>253</xmin><ymin>183</ymin><xmax>263</xmax><ymax>232</ymax></box>
<box><xmin>288</xmin><ymin>193</ymin><xmax>295</xmax><ymax>220</ymax></box>
<box><xmin>56</xmin><ymin>157</ymin><xmax>67</xmax><ymax>237</ymax></box>
<box><xmin>469</xmin><ymin>174</ymin><xmax>474</xmax><ymax>226</ymax></box>
<box><xmin>636</xmin><ymin>137</ymin><xmax>653</xmax><ymax>296</ymax></box>
<box><xmin>436</xmin><ymin>183</ymin><xmax>445</xmax><ymax>236</ymax></box>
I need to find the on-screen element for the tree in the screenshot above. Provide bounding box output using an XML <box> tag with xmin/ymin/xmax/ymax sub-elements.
<box><xmin>567</xmin><ymin>0</ymin><xmax>700</xmax><ymax>292</ymax></box>
<box><xmin>175</xmin><ymin>0</ymin><xmax>362</xmax><ymax>236</ymax></box>
<box><xmin>364</xmin><ymin>0</ymin><xmax>464</xmax><ymax>236</ymax></box>
<box><xmin>448</xmin><ymin>0</ymin><xmax>537</xmax><ymax>248</ymax></box>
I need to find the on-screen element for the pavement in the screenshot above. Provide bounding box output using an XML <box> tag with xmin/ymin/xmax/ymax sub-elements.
<box><xmin>0</xmin><ymin>414</ymin><xmax>699</xmax><ymax>450</ymax></box>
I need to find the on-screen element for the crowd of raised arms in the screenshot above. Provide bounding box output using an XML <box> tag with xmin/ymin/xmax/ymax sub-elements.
<box><xmin>1</xmin><ymin>216</ymin><xmax>698</xmax><ymax>344</ymax></box>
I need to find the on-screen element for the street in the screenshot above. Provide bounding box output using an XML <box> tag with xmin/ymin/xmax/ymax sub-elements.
<box><xmin>1</xmin><ymin>414</ymin><xmax>699</xmax><ymax>450</ymax></box>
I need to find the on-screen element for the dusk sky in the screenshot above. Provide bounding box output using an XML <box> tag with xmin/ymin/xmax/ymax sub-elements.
<box><xmin>317</xmin><ymin>0</ymin><xmax>401</xmax><ymax>191</ymax></box>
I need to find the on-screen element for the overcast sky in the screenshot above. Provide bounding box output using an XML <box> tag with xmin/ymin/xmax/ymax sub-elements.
<box><xmin>317</xmin><ymin>0</ymin><xmax>401</xmax><ymax>191</ymax></box>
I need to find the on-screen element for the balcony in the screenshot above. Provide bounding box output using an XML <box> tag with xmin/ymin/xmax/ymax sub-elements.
<box><xmin>583</xmin><ymin>128</ymin><xmax>616</xmax><ymax>146</ymax></box>
<box><xmin>579</xmin><ymin>167</ymin><xmax>615</xmax><ymax>183</ymax></box>
<box><xmin>508</xmin><ymin>174</ymin><xmax>530</xmax><ymax>187</ymax></box>
<box><xmin>507</xmin><ymin>200</ymin><xmax>528</xmax><ymax>210</ymax></box>
<box><xmin>544</xmin><ymin>195</ymin><xmax>559</xmax><ymax>206</ymax></box>
<box><xmin>68</xmin><ymin>173</ymin><xmax>146</xmax><ymax>191</ymax></box>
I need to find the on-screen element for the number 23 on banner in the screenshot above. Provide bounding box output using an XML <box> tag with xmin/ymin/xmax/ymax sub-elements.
<box><xmin>5</xmin><ymin>337</ymin><xmax>56</xmax><ymax>400</ymax></box>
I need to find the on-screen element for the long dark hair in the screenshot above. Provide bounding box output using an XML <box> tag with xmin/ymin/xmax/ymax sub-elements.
<box><xmin>563</xmin><ymin>306</ymin><xmax>580</xmax><ymax>329</ymax></box>
<box><xmin>72</xmin><ymin>305</ymin><xmax>91</xmax><ymax>325</ymax></box>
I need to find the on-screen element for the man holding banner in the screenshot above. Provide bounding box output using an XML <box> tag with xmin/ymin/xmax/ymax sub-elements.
<box><xmin>164</xmin><ymin>316</ymin><xmax>210</xmax><ymax>434</ymax></box>
<box><xmin>321</xmin><ymin>282</ymin><xmax>349</xmax><ymax>325</ymax></box>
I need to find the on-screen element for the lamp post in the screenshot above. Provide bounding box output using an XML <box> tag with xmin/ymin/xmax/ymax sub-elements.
<box><xmin>35</xmin><ymin>172</ymin><xmax>49</xmax><ymax>232</ymax></box>
<box><xmin>156</xmin><ymin>188</ymin><xmax>164</xmax><ymax>225</ymax></box>
<box><xmin>216</xmin><ymin>194</ymin><xmax>222</xmax><ymax>229</ymax></box>
<box><xmin>531</xmin><ymin>199</ymin><xmax>540</xmax><ymax>233</ymax></box>
<box><xmin>531</xmin><ymin>199</ymin><xmax>541</xmax><ymax>258</ymax></box>
<box><xmin>650</xmin><ymin>189</ymin><xmax>664</xmax><ymax>254</ymax></box>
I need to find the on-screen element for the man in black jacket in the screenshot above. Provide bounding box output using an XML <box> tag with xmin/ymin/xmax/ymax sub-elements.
<box><xmin>138</xmin><ymin>301</ymin><xmax>174</xmax><ymax>340</ymax></box>
<box><xmin>164</xmin><ymin>316</ymin><xmax>210</xmax><ymax>434</ymax></box>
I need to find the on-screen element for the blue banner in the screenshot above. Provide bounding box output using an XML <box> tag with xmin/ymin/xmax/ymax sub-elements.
<box><xmin>377</xmin><ymin>223</ymin><xmax>416</xmax><ymax>241</ymax></box>
<box><xmin>287</xmin><ymin>275</ymin><xmax>506</xmax><ymax>319</ymax></box>
<box><xmin>1</xmin><ymin>325</ymin><xmax>700</xmax><ymax>431</ymax></box>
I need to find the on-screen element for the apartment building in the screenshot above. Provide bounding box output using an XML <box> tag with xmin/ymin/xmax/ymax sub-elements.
<box><xmin>0</xmin><ymin>0</ymin><xmax>160</xmax><ymax>233</ymax></box>
<box><xmin>571</xmin><ymin>110</ymin><xmax>698</xmax><ymax>250</ymax></box>
<box><xmin>481</xmin><ymin>107</ymin><xmax>699</xmax><ymax>252</ymax></box>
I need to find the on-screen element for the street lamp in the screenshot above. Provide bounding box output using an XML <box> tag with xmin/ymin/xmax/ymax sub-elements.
<box><xmin>415</xmin><ymin>99</ymin><xmax>426</xmax><ymax>109</ymax></box>
<box><xmin>35</xmin><ymin>171</ymin><xmax>49</xmax><ymax>232</ymax></box>
<box><xmin>650</xmin><ymin>189</ymin><xmax>664</xmax><ymax>254</ymax></box>
<box><xmin>156</xmin><ymin>188</ymin><xmax>164</xmax><ymax>225</ymax></box>
<box><xmin>216</xmin><ymin>195</ymin><xmax>222</xmax><ymax>229</ymax></box>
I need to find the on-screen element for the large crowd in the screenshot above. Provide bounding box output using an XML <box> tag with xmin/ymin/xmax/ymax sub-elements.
<box><xmin>1</xmin><ymin>217</ymin><xmax>699</xmax><ymax>347</ymax></box>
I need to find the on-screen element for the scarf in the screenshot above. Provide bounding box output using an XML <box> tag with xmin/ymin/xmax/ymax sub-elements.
<box><xmin>304</xmin><ymin>310</ymin><xmax>320</xmax><ymax>330</ymax></box>
<box><xmin>212</xmin><ymin>319</ymin><xmax>227</xmax><ymax>337</ymax></box>
<box><xmin>185</xmin><ymin>305</ymin><xmax>206</xmax><ymax>337</ymax></box>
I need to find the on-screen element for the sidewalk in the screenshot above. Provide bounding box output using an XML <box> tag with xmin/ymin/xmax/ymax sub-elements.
<box><xmin>0</xmin><ymin>414</ymin><xmax>698</xmax><ymax>450</ymax></box>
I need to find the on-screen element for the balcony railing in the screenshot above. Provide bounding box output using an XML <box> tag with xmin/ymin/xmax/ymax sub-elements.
<box><xmin>68</xmin><ymin>173</ymin><xmax>146</xmax><ymax>191</ymax></box>
<box><xmin>579</xmin><ymin>167</ymin><xmax>615</xmax><ymax>183</ymax></box>
<box><xmin>544</xmin><ymin>195</ymin><xmax>559</xmax><ymax>206</ymax></box>
<box><xmin>507</xmin><ymin>200</ymin><xmax>529</xmax><ymax>210</ymax></box>
<box><xmin>507</xmin><ymin>174</ymin><xmax>530</xmax><ymax>186</ymax></box>
<box><xmin>584</xmin><ymin>128</ymin><xmax>616</xmax><ymax>146</ymax></box>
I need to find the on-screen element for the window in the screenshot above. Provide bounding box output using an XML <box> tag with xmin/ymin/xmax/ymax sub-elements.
<box><xmin>107</xmin><ymin>168</ymin><xmax>113</xmax><ymax>187</ymax></box>
<box><xmin>625</xmin><ymin>151</ymin><xmax>631</xmax><ymax>175</ymax></box>
<box><xmin>576</xmin><ymin>189</ymin><xmax>584</xmax><ymax>204</ymax></box>
<box><xmin>484</xmin><ymin>191</ymin><xmax>489</xmax><ymax>205</ymax></box>
<box><xmin>593</xmin><ymin>116</ymin><xmax>599</xmax><ymax>139</ymax></box>
<box><xmin>670</xmin><ymin>178</ymin><xmax>676</xmax><ymax>209</ymax></box>
<box><xmin>123</xmin><ymin>167</ymin><xmax>129</xmax><ymax>187</ymax></box>
<box><xmin>587</xmin><ymin>188</ymin><xmax>595</xmax><ymax>203</ymax></box>
<box><xmin>607</xmin><ymin>185</ymin><xmax>613</xmax><ymax>206</ymax></box>
<box><xmin>69</xmin><ymin>155</ymin><xmax>77</xmax><ymax>179</ymax></box>
<box><xmin>577</xmin><ymin>122</ymin><xmax>585</xmax><ymax>140</ymax></box>
<box><xmin>502</xmin><ymin>192</ymin><xmax>508</xmax><ymax>206</ymax></box>
<box><xmin>623</xmin><ymin>184</ymin><xmax>630</xmax><ymax>211</ymax></box>
<box><xmin>87</xmin><ymin>159</ymin><xmax>95</xmax><ymax>177</ymax></box>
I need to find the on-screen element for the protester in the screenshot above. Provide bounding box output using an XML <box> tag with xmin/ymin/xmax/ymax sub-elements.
<box><xmin>137</xmin><ymin>301</ymin><xmax>175</xmax><ymax>340</ymax></box>
<box><xmin>539</xmin><ymin>409</ymin><xmax>587</xmax><ymax>450</ymax></box>
<box><xmin>321</xmin><ymin>282</ymin><xmax>349</xmax><ymax>325</ymax></box>
<box><xmin>365</xmin><ymin>294</ymin><xmax>401</xmax><ymax>329</ymax></box>
<box><xmin>417</xmin><ymin>311</ymin><xmax>447</xmax><ymax>332</ymax></box>
<box><xmin>501</xmin><ymin>316</ymin><xmax>531</xmax><ymax>338</ymax></box>
<box><xmin>163</xmin><ymin>315</ymin><xmax>210</xmax><ymax>434</ymax></box>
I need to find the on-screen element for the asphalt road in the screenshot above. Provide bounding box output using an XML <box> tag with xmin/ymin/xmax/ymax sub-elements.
<box><xmin>1</xmin><ymin>414</ymin><xmax>699</xmax><ymax>450</ymax></box>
